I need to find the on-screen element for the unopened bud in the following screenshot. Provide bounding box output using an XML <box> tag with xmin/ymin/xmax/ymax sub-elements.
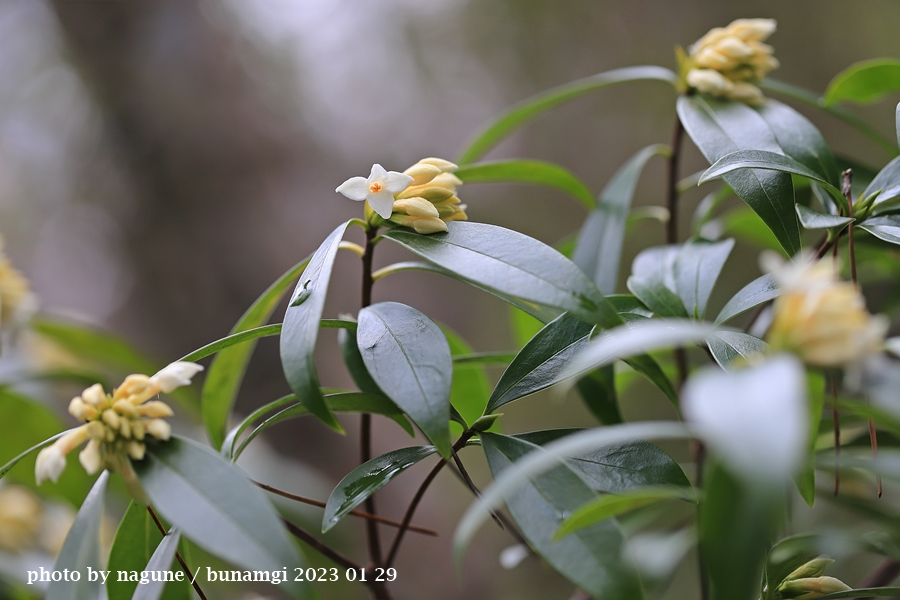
<box><xmin>393</xmin><ymin>197</ymin><xmax>440</xmax><ymax>218</ymax></box>
<box><xmin>146</xmin><ymin>419</ymin><xmax>171</xmax><ymax>441</ymax></box>
<box><xmin>417</xmin><ymin>157</ymin><xmax>458</xmax><ymax>173</ymax></box>
<box><xmin>778</xmin><ymin>576</ymin><xmax>851</xmax><ymax>598</ymax></box>
<box><xmin>403</xmin><ymin>163</ymin><xmax>443</xmax><ymax>186</ymax></box>
<box><xmin>81</xmin><ymin>384</ymin><xmax>107</xmax><ymax>407</ymax></box>
<box><xmin>783</xmin><ymin>557</ymin><xmax>834</xmax><ymax>582</ymax></box>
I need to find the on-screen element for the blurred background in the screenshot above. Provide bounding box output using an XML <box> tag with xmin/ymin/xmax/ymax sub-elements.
<box><xmin>1</xmin><ymin>0</ymin><xmax>899</xmax><ymax>598</ymax></box>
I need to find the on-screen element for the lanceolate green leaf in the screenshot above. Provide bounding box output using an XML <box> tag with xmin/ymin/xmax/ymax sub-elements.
<box><xmin>859</xmin><ymin>215</ymin><xmax>900</xmax><ymax>245</ymax></box>
<box><xmin>487</xmin><ymin>313</ymin><xmax>592</xmax><ymax>413</ymax></box>
<box><xmin>715</xmin><ymin>274</ymin><xmax>779</xmax><ymax>325</ymax></box>
<box><xmin>132</xmin><ymin>529</ymin><xmax>183</xmax><ymax>600</ymax></box>
<box><xmin>627</xmin><ymin>277</ymin><xmax>687</xmax><ymax>317</ymax></box>
<box><xmin>574</xmin><ymin>144</ymin><xmax>668</xmax><ymax>294</ymax></box>
<box><xmin>707</xmin><ymin>332</ymin><xmax>768</xmax><ymax>370</ymax></box>
<box><xmin>481</xmin><ymin>433</ymin><xmax>644</xmax><ymax>599</ymax></box>
<box><xmin>677</xmin><ymin>95</ymin><xmax>801</xmax><ymax>255</ymax></box>
<box><xmin>824</xmin><ymin>59</ymin><xmax>900</xmax><ymax>106</ymax></box>
<box><xmin>135</xmin><ymin>437</ymin><xmax>311</xmax><ymax>600</ymax></box>
<box><xmin>358</xmin><ymin>302</ymin><xmax>452</xmax><ymax>456</ymax></box>
<box><xmin>222</xmin><ymin>394</ymin><xmax>298</xmax><ymax>460</ymax></box>
<box><xmin>281</xmin><ymin>223</ymin><xmax>351</xmax><ymax>433</ymax></box>
<box><xmin>456</xmin><ymin>160</ymin><xmax>595</xmax><ymax>209</ymax></box>
<box><xmin>442</xmin><ymin>324</ymin><xmax>491</xmax><ymax>427</ymax></box>
<box><xmin>814</xmin><ymin>589</ymin><xmax>900</xmax><ymax>599</ymax></box>
<box><xmin>180</xmin><ymin>324</ymin><xmax>281</xmax><ymax>363</ymax></box>
<box><xmin>203</xmin><ymin>254</ymin><xmax>311</xmax><ymax>449</ymax></box>
<box><xmin>674</xmin><ymin>238</ymin><xmax>735</xmax><ymax>319</ymax></box>
<box><xmin>47</xmin><ymin>472</ymin><xmax>108</xmax><ymax>600</ymax></box>
<box><xmin>322</xmin><ymin>446</ymin><xmax>437</xmax><ymax>533</ymax></box>
<box><xmin>31</xmin><ymin>318</ymin><xmax>157</xmax><ymax>376</ymax></box>
<box><xmin>796</xmin><ymin>205</ymin><xmax>854</xmax><ymax>230</ymax></box>
<box><xmin>864</xmin><ymin>156</ymin><xmax>900</xmax><ymax>213</ymax></box>
<box><xmin>556</xmin><ymin>487</ymin><xmax>694</xmax><ymax>539</ymax></box>
<box><xmin>457</xmin><ymin>66</ymin><xmax>676</xmax><ymax>163</ymax></box>
<box><xmin>576</xmin><ymin>366</ymin><xmax>622</xmax><ymax>425</ymax></box>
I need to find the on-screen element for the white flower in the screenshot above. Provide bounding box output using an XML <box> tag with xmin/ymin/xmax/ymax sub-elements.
<box><xmin>35</xmin><ymin>426</ymin><xmax>90</xmax><ymax>484</ymax></box>
<box><xmin>151</xmin><ymin>361</ymin><xmax>204</xmax><ymax>394</ymax></box>
<box><xmin>335</xmin><ymin>164</ymin><xmax>414</xmax><ymax>219</ymax></box>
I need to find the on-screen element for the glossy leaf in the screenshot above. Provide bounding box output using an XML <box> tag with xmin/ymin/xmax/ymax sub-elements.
<box><xmin>859</xmin><ymin>215</ymin><xmax>900</xmax><ymax>245</ymax></box>
<box><xmin>864</xmin><ymin>158</ymin><xmax>900</xmax><ymax>214</ymax></box>
<box><xmin>715</xmin><ymin>274</ymin><xmax>779</xmax><ymax>324</ymax></box>
<box><xmin>132</xmin><ymin>529</ymin><xmax>182</xmax><ymax>600</ymax></box>
<box><xmin>442</xmin><ymin>325</ymin><xmax>491</xmax><ymax>427</ymax></box>
<box><xmin>626</xmin><ymin>276</ymin><xmax>688</xmax><ymax>317</ymax></box>
<box><xmin>134</xmin><ymin>437</ymin><xmax>311</xmax><ymax>599</ymax></box>
<box><xmin>322</xmin><ymin>446</ymin><xmax>437</xmax><ymax>532</ymax></box>
<box><xmin>481</xmin><ymin>433</ymin><xmax>644</xmax><ymax>599</ymax></box>
<box><xmin>487</xmin><ymin>313</ymin><xmax>592</xmax><ymax>413</ymax></box>
<box><xmin>824</xmin><ymin>59</ymin><xmax>900</xmax><ymax>106</ymax></box>
<box><xmin>358</xmin><ymin>302</ymin><xmax>452</xmax><ymax>456</ymax></box>
<box><xmin>677</xmin><ymin>95</ymin><xmax>801</xmax><ymax>255</ymax></box>
<box><xmin>204</xmin><ymin>254</ymin><xmax>311</xmax><ymax>448</ymax></box>
<box><xmin>108</xmin><ymin>501</ymin><xmax>188</xmax><ymax>600</ymax></box>
<box><xmin>556</xmin><ymin>487</ymin><xmax>694</xmax><ymax>539</ymax></box>
<box><xmin>576</xmin><ymin>365</ymin><xmax>622</xmax><ymax>425</ymax></box>
<box><xmin>607</xmin><ymin>294</ymin><xmax>653</xmax><ymax>318</ymax></box>
<box><xmin>280</xmin><ymin>223</ymin><xmax>350</xmax><ymax>432</ymax></box>
<box><xmin>796</xmin><ymin>204</ymin><xmax>854</xmax><ymax>230</ymax></box>
<box><xmin>338</xmin><ymin>327</ymin><xmax>382</xmax><ymax>395</ymax></box>
<box><xmin>456</xmin><ymin>159</ymin><xmax>595</xmax><ymax>208</ymax></box>
<box><xmin>674</xmin><ymin>238</ymin><xmax>735</xmax><ymax>319</ymax></box>
<box><xmin>707</xmin><ymin>332</ymin><xmax>768</xmax><ymax>370</ymax></box>
<box><xmin>180</xmin><ymin>324</ymin><xmax>281</xmax><ymax>363</ymax></box>
<box><xmin>573</xmin><ymin>144</ymin><xmax>668</xmax><ymax>293</ymax></box>
<box><xmin>46</xmin><ymin>472</ymin><xmax>108</xmax><ymax>600</ymax></box>
<box><xmin>457</xmin><ymin>66</ymin><xmax>676</xmax><ymax>163</ymax></box>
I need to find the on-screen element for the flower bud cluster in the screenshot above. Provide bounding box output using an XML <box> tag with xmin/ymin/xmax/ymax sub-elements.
<box><xmin>388</xmin><ymin>158</ymin><xmax>467</xmax><ymax>234</ymax></box>
<box><xmin>0</xmin><ymin>235</ymin><xmax>37</xmax><ymax>328</ymax></box>
<box><xmin>685</xmin><ymin>18</ymin><xmax>778</xmax><ymax>104</ymax></box>
<box><xmin>35</xmin><ymin>362</ymin><xmax>203</xmax><ymax>485</ymax></box>
<box><xmin>776</xmin><ymin>556</ymin><xmax>851</xmax><ymax>598</ymax></box>
<box><xmin>763</xmin><ymin>252</ymin><xmax>888</xmax><ymax>368</ymax></box>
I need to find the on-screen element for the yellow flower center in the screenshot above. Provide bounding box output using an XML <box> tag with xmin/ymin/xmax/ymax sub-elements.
<box><xmin>369</xmin><ymin>181</ymin><xmax>383</xmax><ymax>193</ymax></box>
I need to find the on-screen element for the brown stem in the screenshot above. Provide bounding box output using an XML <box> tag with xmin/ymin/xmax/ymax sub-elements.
<box><xmin>385</xmin><ymin>431</ymin><xmax>475</xmax><ymax>568</ymax></box>
<box><xmin>446</xmin><ymin>461</ymin><xmax>529</xmax><ymax>546</ymax></box>
<box><xmin>845</xmin><ymin>559</ymin><xmax>900</xmax><ymax>600</ymax></box>
<box><xmin>450</xmin><ymin>448</ymin><xmax>505</xmax><ymax>530</ymax></box>
<box><xmin>666</xmin><ymin>115</ymin><xmax>685</xmax><ymax>243</ymax></box>
<box><xmin>842</xmin><ymin>170</ymin><xmax>858</xmax><ymax>286</ymax></box>
<box><xmin>254</xmin><ymin>481</ymin><xmax>439</xmax><ymax>536</ymax></box>
<box><xmin>147</xmin><ymin>506</ymin><xmax>208</xmax><ymax>600</ymax></box>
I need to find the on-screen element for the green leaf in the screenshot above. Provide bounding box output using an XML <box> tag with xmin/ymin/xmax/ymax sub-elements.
<box><xmin>573</xmin><ymin>144</ymin><xmax>668</xmax><ymax>293</ymax></box>
<box><xmin>674</xmin><ymin>238</ymin><xmax>735</xmax><ymax>319</ymax></box>
<box><xmin>134</xmin><ymin>436</ymin><xmax>311</xmax><ymax>600</ymax></box>
<box><xmin>816</xmin><ymin>589</ymin><xmax>900</xmax><ymax>599</ymax></box>
<box><xmin>625</xmin><ymin>277</ymin><xmax>687</xmax><ymax>317</ymax></box>
<box><xmin>456</xmin><ymin>159</ymin><xmax>595</xmax><ymax>209</ymax></box>
<box><xmin>487</xmin><ymin>313</ymin><xmax>592</xmax><ymax>413</ymax></box>
<box><xmin>204</xmin><ymin>254</ymin><xmax>311</xmax><ymax>448</ymax></box>
<box><xmin>132</xmin><ymin>529</ymin><xmax>182</xmax><ymax>600</ymax></box>
<box><xmin>322</xmin><ymin>446</ymin><xmax>437</xmax><ymax>533</ymax></box>
<box><xmin>677</xmin><ymin>95</ymin><xmax>801</xmax><ymax>255</ymax></box>
<box><xmin>859</xmin><ymin>215</ymin><xmax>900</xmax><ymax>245</ymax></box>
<box><xmin>706</xmin><ymin>332</ymin><xmax>768</xmax><ymax>369</ymax></box>
<box><xmin>794</xmin><ymin>372</ymin><xmax>825</xmax><ymax>507</ymax></box>
<box><xmin>796</xmin><ymin>204</ymin><xmax>854</xmax><ymax>230</ymax></box>
<box><xmin>338</xmin><ymin>327</ymin><xmax>382</xmax><ymax>395</ymax></box>
<box><xmin>108</xmin><ymin>501</ymin><xmax>188</xmax><ymax>600</ymax></box>
<box><xmin>864</xmin><ymin>156</ymin><xmax>900</xmax><ymax>213</ymax></box>
<box><xmin>576</xmin><ymin>365</ymin><xmax>622</xmax><ymax>425</ymax></box>
<box><xmin>280</xmin><ymin>223</ymin><xmax>351</xmax><ymax>433</ymax></box>
<box><xmin>457</xmin><ymin>66</ymin><xmax>676</xmax><ymax>163</ymax></box>
<box><xmin>607</xmin><ymin>294</ymin><xmax>653</xmax><ymax>318</ymax></box>
<box><xmin>824</xmin><ymin>59</ymin><xmax>900</xmax><ymax>106</ymax></box>
<box><xmin>481</xmin><ymin>433</ymin><xmax>644</xmax><ymax>599</ymax></box>
<box><xmin>722</xmin><ymin>206</ymin><xmax>785</xmax><ymax>254</ymax></box>
<box><xmin>32</xmin><ymin>317</ymin><xmax>157</xmax><ymax>375</ymax></box>
<box><xmin>180</xmin><ymin>324</ymin><xmax>281</xmax><ymax>363</ymax></box>
<box><xmin>222</xmin><ymin>394</ymin><xmax>298</xmax><ymax>460</ymax></box>
<box><xmin>357</xmin><ymin>302</ymin><xmax>452</xmax><ymax>456</ymax></box>
<box><xmin>47</xmin><ymin>472</ymin><xmax>108</xmax><ymax>600</ymax></box>
<box><xmin>715</xmin><ymin>274</ymin><xmax>779</xmax><ymax>324</ymax></box>
<box><xmin>441</xmin><ymin>324</ymin><xmax>491</xmax><ymax>427</ymax></box>
<box><xmin>556</xmin><ymin>487</ymin><xmax>694</xmax><ymax>540</ymax></box>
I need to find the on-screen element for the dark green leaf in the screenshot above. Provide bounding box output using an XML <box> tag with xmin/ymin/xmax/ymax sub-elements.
<box><xmin>576</xmin><ymin>365</ymin><xmax>622</xmax><ymax>425</ymax></box>
<box><xmin>204</xmin><ymin>254</ymin><xmax>311</xmax><ymax>448</ymax></box>
<box><xmin>815</xmin><ymin>589</ymin><xmax>900</xmax><ymax>599</ymax></box>
<box><xmin>859</xmin><ymin>215</ymin><xmax>900</xmax><ymax>245</ymax></box>
<box><xmin>707</xmin><ymin>332</ymin><xmax>768</xmax><ymax>369</ymax></box>
<box><xmin>556</xmin><ymin>487</ymin><xmax>694</xmax><ymax>539</ymax></box>
<box><xmin>458</xmin><ymin>66</ymin><xmax>676</xmax><ymax>163</ymax></box>
<box><xmin>322</xmin><ymin>446</ymin><xmax>437</xmax><ymax>532</ymax></box>
<box><xmin>456</xmin><ymin>159</ymin><xmax>595</xmax><ymax>208</ymax></box>
<box><xmin>357</xmin><ymin>302</ymin><xmax>452</xmax><ymax>456</ymax></box>
<box><xmin>108</xmin><ymin>501</ymin><xmax>188</xmax><ymax>600</ymax></box>
<box><xmin>626</xmin><ymin>277</ymin><xmax>687</xmax><ymax>317</ymax></box>
<box><xmin>607</xmin><ymin>294</ymin><xmax>653</xmax><ymax>318</ymax></box>
<box><xmin>180</xmin><ymin>324</ymin><xmax>281</xmax><ymax>363</ymax></box>
<box><xmin>280</xmin><ymin>223</ymin><xmax>351</xmax><ymax>432</ymax></box>
<box><xmin>442</xmin><ymin>325</ymin><xmax>491</xmax><ymax>427</ymax></box>
<box><xmin>824</xmin><ymin>59</ymin><xmax>900</xmax><ymax>106</ymax></box>
<box><xmin>864</xmin><ymin>156</ymin><xmax>900</xmax><ymax>213</ymax></box>
<box><xmin>677</xmin><ymin>95</ymin><xmax>801</xmax><ymax>255</ymax></box>
<box><xmin>487</xmin><ymin>313</ymin><xmax>592</xmax><ymax>413</ymax></box>
<box><xmin>134</xmin><ymin>436</ymin><xmax>311</xmax><ymax>600</ymax></box>
<box><xmin>674</xmin><ymin>238</ymin><xmax>735</xmax><ymax>319</ymax></box>
<box><xmin>338</xmin><ymin>327</ymin><xmax>381</xmax><ymax>395</ymax></box>
<box><xmin>132</xmin><ymin>529</ymin><xmax>182</xmax><ymax>600</ymax></box>
<box><xmin>481</xmin><ymin>433</ymin><xmax>644</xmax><ymax>599</ymax></box>
<box><xmin>715</xmin><ymin>274</ymin><xmax>779</xmax><ymax>324</ymax></box>
<box><xmin>573</xmin><ymin>144</ymin><xmax>668</xmax><ymax>293</ymax></box>
<box><xmin>47</xmin><ymin>472</ymin><xmax>108</xmax><ymax>600</ymax></box>
<box><xmin>796</xmin><ymin>204</ymin><xmax>854</xmax><ymax>230</ymax></box>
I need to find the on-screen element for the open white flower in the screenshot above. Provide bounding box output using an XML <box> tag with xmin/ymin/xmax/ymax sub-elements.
<box><xmin>336</xmin><ymin>164</ymin><xmax>413</xmax><ymax>219</ymax></box>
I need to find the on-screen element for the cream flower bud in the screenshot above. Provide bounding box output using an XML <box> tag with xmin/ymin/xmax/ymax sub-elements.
<box><xmin>101</xmin><ymin>409</ymin><xmax>120</xmax><ymax>430</ymax></box>
<box><xmin>783</xmin><ymin>557</ymin><xmax>834</xmax><ymax>582</ymax></box>
<box><xmin>687</xmin><ymin>69</ymin><xmax>734</xmax><ymax>94</ymax></box>
<box><xmin>86</xmin><ymin>420</ymin><xmax>107</xmax><ymax>440</ymax></box>
<box><xmin>396</xmin><ymin>185</ymin><xmax>455</xmax><ymax>203</ymax></box>
<box><xmin>113</xmin><ymin>400</ymin><xmax>139</xmax><ymax>418</ymax></box>
<box><xmin>150</xmin><ymin>361</ymin><xmax>204</xmax><ymax>394</ymax></box>
<box><xmin>392</xmin><ymin>197</ymin><xmax>440</xmax><ymax>218</ymax></box>
<box><xmin>126</xmin><ymin>440</ymin><xmax>146</xmax><ymax>461</ymax></box>
<box><xmin>81</xmin><ymin>384</ymin><xmax>107</xmax><ymax>407</ymax></box>
<box><xmin>417</xmin><ymin>157</ymin><xmax>458</xmax><ymax>173</ymax></box>
<box><xmin>35</xmin><ymin>426</ymin><xmax>89</xmax><ymax>484</ymax></box>
<box><xmin>778</xmin><ymin>576</ymin><xmax>851</xmax><ymax>597</ymax></box>
<box><xmin>68</xmin><ymin>398</ymin><xmax>98</xmax><ymax>421</ymax></box>
<box><xmin>119</xmin><ymin>418</ymin><xmax>132</xmax><ymax>439</ymax></box>
<box><xmin>132</xmin><ymin>420</ymin><xmax>146</xmax><ymax>441</ymax></box>
<box><xmin>403</xmin><ymin>163</ymin><xmax>442</xmax><ymax>186</ymax></box>
<box><xmin>694</xmin><ymin>48</ymin><xmax>730</xmax><ymax>69</ymax></box>
<box><xmin>138</xmin><ymin>401</ymin><xmax>174</xmax><ymax>419</ymax></box>
<box><xmin>78</xmin><ymin>439</ymin><xmax>103</xmax><ymax>475</ymax></box>
<box><xmin>390</xmin><ymin>215</ymin><xmax>449</xmax><ymax>234</ymax></box>
<box><xmin>728</xmin><ymin>82</ymin><xmax>765</xmax><ymax>105</ymax></box>
<box><xmin>0</xmin><ymin>235</ymin><xmax>37</xmax><ymax>329</ymax></box>
<box><xmin>114</xmin><ymin>374</ymin><xmax>153</xmax><ymax>404</ymax></box>
<box><xmin>728</xmin><ymin>18</ymin><xmax>777</xmax><ymax>41</ymax></box>
<box><xmin>146</xmin><ymin>418</ymin><xmax>171</xmax><ymax>441</ymax></box>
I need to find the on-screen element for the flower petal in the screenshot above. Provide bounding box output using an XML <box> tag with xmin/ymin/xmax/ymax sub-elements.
<box><xmin>369</xmin><ymin>163</ymin><xmax>388</xmax><ymax>182</ymax></box>
<box><xmin>335</xmin><ymin>176</ymin><xmax>370</xmax><ymax>201</ymax></box>
<box><xmin>383</xmin><ymin>170</ymin><xmax>414</xmax><ymax>194</ymax></box>
<box><xmin>368</xmin><ymin>189</ymin><xmax>396</xmax><ymax>219</ymax></box>
<box><xmin>151</xmin><ymin>361</ymin><xmax>204</xmax><ymax>394</ymax></box>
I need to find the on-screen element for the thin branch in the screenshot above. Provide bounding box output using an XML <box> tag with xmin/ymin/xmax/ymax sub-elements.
<box><xmin>446</xmin><ymin>461</ymin><xmax>529</xmax><ymax>547</ymax></box>
<box><xmin>280</xmin><ymin>517</ymin><xmax>367</xmax><ymax>575</ymax></box>
<box><xmin>845</xmin><ymin>559</ymin><xmax>900</xmax><ymax>600</ymax></box>
<box><xmin>147</xmin><ymin>506</ymin><xmax>208</xmax><ymax>600</ymax></box>
<box><xmin>450</xmin><ymin>448</ymin><xmax>505</xmax><ymax>530</ymax></box>
<box><xmin>843</xmin><ymin>170</ymin><xmax>858</xmax><ymax>286</ymax></box>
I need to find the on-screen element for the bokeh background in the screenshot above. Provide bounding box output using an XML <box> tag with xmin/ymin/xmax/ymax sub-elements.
<box><xmin>2</xmin><ymin>1</ymin><xmax>899</xmax><ymax>598</ymax></box>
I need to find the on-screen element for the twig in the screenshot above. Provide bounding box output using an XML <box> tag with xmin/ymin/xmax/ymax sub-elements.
<box><xmin>254</xmin><ymin>481</ymin><xmax>439</xmax><ymax>536</ymax></box>
<box><xmin>845</xmin><ymin>559</ymin><xmax>900</xmax><ymax>600</ymax></box>
<box><xmin>843</xmin><ymin>170</ymin><xmax>858</xmax><ymax>286</ymax></box>
<box><xmin>450</xmin><ymin>448</ymin><xmax>505</xmax><ymax>530</ymax></box>
<box><xmin>446</xmin><ymin>461</ymin><xmax>529</xmax><ymax>546</ymax></box>
<box><xmin>147</xmin><ymin>506</ymin><xmax>208</xmax><ymax>600</ymax></box>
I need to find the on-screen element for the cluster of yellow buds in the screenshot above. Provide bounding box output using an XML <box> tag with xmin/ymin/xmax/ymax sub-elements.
<box><xmin>0</xmin><ymin>235</ymin><xmax>37</xmax><ymax>328</ymax></box>
<box><xmin>683</xmin><ymin>18</ymin><xmax>779</xmax><ymax>104</ymax></box>
<box><xmin>35</xmin><ymin>362</ymin><xmax>203</xmax><ymax>485</ymax></box>
<box><xmin>763</xmin><ymin>252</ymin><xmax>888</xmax><ymax>367</ymax></box>
<box><xmin>387</xmin><ymin>158</ymin><xmax>467</xmax><ymax>234</ymax></box>
<box><xmin>0</xmin><ymin>486</ymin><xmax>42</xmax><ymax>552</ymax></box>
<box><xmin>775</xmin><ymin>556</ymin><xmax>851</xmax><ymax>598</ymax></box>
